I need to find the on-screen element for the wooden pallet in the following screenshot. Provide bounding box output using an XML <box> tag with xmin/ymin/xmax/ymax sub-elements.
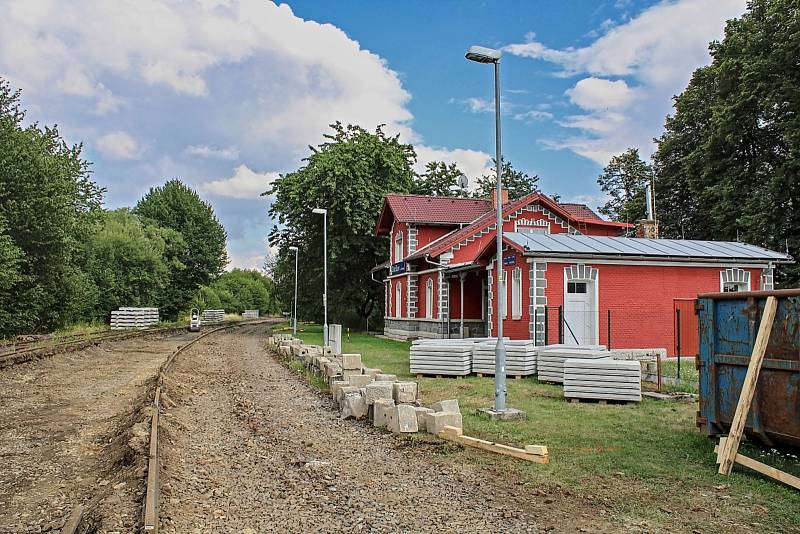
<box><xmin>475</xmin><ymin>372</ymin><xmax>526</xmax><ymax>380</ymax></box>
<box><xmin>415</xmin><ymin>373</ymin><xmax>467</xmax><ymax>379</ymax></box>
<box><xmin>567</xmin><ymin>397</ymin><xmax>638</xmax><ymax>406</ymax></box>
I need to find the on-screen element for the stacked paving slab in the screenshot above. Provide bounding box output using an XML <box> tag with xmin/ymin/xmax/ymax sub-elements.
<box><xmin>201</xmin><ymin>309</ymin><xmax>225</xmax><ymax>324</ymax></box>
<box><xmin>242</xmin><ymin>309</ymin><xmax>259</xmax><ymax>319</ymax></box>
<box><xmin>536</xmin><ymin>344</ymin><xmax>607</xmax><ymax>383</ymax></box>
<box><xmin>266</xmin><ymin>335</ymin><xmax>463</xmax><ymax>436</ymax></box>
<box><xmin>472</xmin><ymin>339</ymin><xmax>537</xmax><ymax>377</ymax></box>
<box><xmin>563</xmin><ymin>358</ymin><xmax>642</xmax><ymax>403</ymax></box>
<box><xmin>409</xmin><ymin>339</ymin><xmax>483</xmax><ymax>376</ymax></box>
<box><xmin>110</xmin><ymin>307</ymin><xmax>159</xmax><ymax>329</ymax></box>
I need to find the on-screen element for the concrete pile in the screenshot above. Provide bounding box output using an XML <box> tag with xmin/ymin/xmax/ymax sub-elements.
<box><xmin>242</xmin><ymin>309</ymin><xmax>259</xmax><ymax>319</ymax></box>
<box><xmin>110</xmin><ymin>307</ymin><xmax>159</xmax><ymax>329</ymax></box>
<box><xmin>266</xmin><ymin>336</ymin><xmax>463</xmax><ymax>436</ymax></box>
<box><xmin>472</xmin><ymin>339</ymin><xmax>537</xmax><ymax>377</ymax></box>
<box><xmin>409</xmin><ymin>339</ymin><xmax>477</xmax><ymax>376</ymax></box>
<box><xmin>563</xmin><ymin>358</ymin><xmax>642</xmax><ymax>403</ymax></box>
<box><xmin>536</xmin><ymin>345</ymin><xmax>607</xmax><ymax>383</ymax></box>
<box><xmin>201</xmin><ymin>309</ymin><xmax>225</xmax><ymax>324</ymax></box>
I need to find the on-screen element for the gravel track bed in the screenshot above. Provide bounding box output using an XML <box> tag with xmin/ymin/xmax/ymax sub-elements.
<box><xmin>0</xmin><ymin>331</ymin><xmax>197</xmax><ymax>533</ymax></box>
<box><xmin>160</xmin><ymin>325</ymin><xmax>550</xmax><ymax>533</ymax></box>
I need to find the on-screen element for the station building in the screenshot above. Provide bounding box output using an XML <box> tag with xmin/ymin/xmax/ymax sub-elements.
<box><xmin>374</xmin><ymin>191</ymin><xmax>790</xmax><ymax>355</ymax></box>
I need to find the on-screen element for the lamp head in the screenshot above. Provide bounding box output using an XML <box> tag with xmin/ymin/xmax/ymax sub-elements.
<box><xmin>312</xmin><ymin>208</ymin><xmax>327</xmax><ymax>215</ymax></box>
<box><xmin>465</xmin><ymin>45</ymin><xmax>501</xmax><ymax>64</ymax></box>
<box><xmin>288</xmin><ymin>246</ymin><xmax>298</xmax><ymax>252</ymax></box>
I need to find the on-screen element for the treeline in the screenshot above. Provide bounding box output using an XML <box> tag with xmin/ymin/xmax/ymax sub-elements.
<box><xmin>0</xmin><ymin>79</ymin><xmax>278</xmax><ymax>337</ymax></box>
<box><xmin>597</xmin><ymin>0</ymin><xmax>800</xmax><ymax>286</ymax></box>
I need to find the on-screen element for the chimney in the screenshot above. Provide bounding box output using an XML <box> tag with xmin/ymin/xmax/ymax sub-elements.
<box><xmin>490</xmin><ymin>188</ymin><xmax>509</xmax><ymax>206</ymax></box>
<box><xmin>636</xmin><ymin>183</ymin><xmax>659</xmax><ymax>238</ymax></box>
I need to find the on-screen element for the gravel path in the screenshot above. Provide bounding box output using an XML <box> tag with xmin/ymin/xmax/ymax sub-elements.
<box><xmin>0</xmin><ymin>330</ymin><xmax>196</xmax><ymax>533</ymax></box>
<box><xmin>160</xmin><ymin>325</ymin><xmax>549</xmax><ymax>533</ymax></box>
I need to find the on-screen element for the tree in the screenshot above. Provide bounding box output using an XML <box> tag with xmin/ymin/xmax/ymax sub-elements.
<box><xmin>412</xmin><ymin>161</ymin><xmax>466</xmax><ymax>196</ymax></box>
<box><xmin>597</xmin><ymin>148</ymin><xmax>652</xmax><ymax>224</ymax></box>
<box><xmin>475</xmin><ymin>159</ymin><xmax>539</xmax><ymax>200</ymax></box>
<box><xmin>206</xmin><ymin>269</ymin><xmax>278</xmax><ymax>314</ymax></box>
<box><xmin>653</xmin><ymin>0</ymin><xmax>800</xmax><ymax>285</ymax></box>
<box><xmin>0</xmin><ymin>220</ymin><xmax>28</xmax><ymax>336</ymax></box>
<box><xmin>267</xmin><ymin>122</ymin><xmax>416</xmax><ymax>328</ymax></box>
<box><xmin>0</xmin><ymin>78</ymin><xmax>104</xmax><ymax>333</ymax></box>
<box><xmin>135</xmin><ymin>179</ymin><xmax>228</xmax><ymax>318</ymax></box>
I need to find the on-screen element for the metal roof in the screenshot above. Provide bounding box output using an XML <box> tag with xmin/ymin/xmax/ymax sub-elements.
<box><xmin>505</xmin><ymin>232</ymin><xmax>791</xmax><ymax>263</ymax></box>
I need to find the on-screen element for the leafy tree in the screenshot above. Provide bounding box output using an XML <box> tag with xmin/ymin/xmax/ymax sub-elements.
<box><xmin>475</xmin><ymin>159</ymin><xmax>539</xmax><ymax>200</ymax></box>
<box><xmin>135</xmin><ymin>179</ymin><xmax>228</xmax><ymax>318</ymax></box>
<box><xmin>653</xmin><ymin>0</ymin><xmax>800</xmax><ymax>285</ymax></box>
<box><xmin>0</xmin><ymin>78</ymin><xmax>104</xmax><ymax>333</ymax></box>
<box><xmin>597</xmin><ymin>148</ymin><xmax>652</xmax><ymax>224</ymax></box>
<box><xmin>0</xmin><ymin>220</ymin><xmax>28</xmax><ymax>336</ymax></box>
<box><xmin>211</xmin><ymin>269</ymin><xmax>278</xmax><ymax>314</ymax></box>
<box><xmin>268</xmin><ymin>122</ymin><xmax>416</xmax><ymax>328</ymax></box>
<box><xmin>412</xmin><ymin>161</ymin><xmax>467</xmax><ymax>196</ymax></box>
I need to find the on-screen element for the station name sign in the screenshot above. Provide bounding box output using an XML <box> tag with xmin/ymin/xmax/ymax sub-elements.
<box><xmin>503</xmin><ymin>255</ymin><xmax>516</xmax><ymax>266</ymax></box>
<box><xmin>391</xmin><ymin>261</ymin><xmax>407</xmax><ymax>275</ymax></box>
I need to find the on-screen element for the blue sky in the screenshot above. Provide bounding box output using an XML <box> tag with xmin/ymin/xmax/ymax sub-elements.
<box><xmin>0</xmin><ymin>0</ymin><xmax>747</xmax><ymax>269</ymax></box>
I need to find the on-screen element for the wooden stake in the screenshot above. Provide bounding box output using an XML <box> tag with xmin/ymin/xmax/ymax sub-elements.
<box><xmin>438</xmin><ymin>426</ymin><xmax>549</xmax><ymax>464</ymax></box>
<box><xmin>60</xmin><ymin>505</ymin><xmax>84</xmax><ymax>534</ymax></box>
<box><xmin>714</xmin><ymin>445</ymin><xmax>800</xmax><ymax>491</ymax></box>
<box><xmin>717</xmin><ymin>296</ymin><xmax>778</xmax><ymax>475</ymax></box>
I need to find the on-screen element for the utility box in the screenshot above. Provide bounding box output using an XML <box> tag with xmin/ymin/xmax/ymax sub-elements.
<box><xmin>696</xmin><ymin>289</ymin><xmax>800</xmax><ymax>447</ymax></box>
<box><xmin>328</xmin><ymin>324</ymin><xmax>342</xmax><ymax>355</ymax></box>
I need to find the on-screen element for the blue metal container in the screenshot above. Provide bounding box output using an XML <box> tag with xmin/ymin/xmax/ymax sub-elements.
<box><xmin>697</xmin><ymin>289</ymin><xmax>800</xmax><ymax>447</ymax></box>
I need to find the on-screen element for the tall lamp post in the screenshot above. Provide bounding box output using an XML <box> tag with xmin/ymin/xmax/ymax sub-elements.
<box><xmin>466</xmin><ymin>45</ymin><xmax>522</xmax><ymax>418</ymax></box>
<box><xmin>312</xmin><ymin>208</ymin><xmax>328</xmax><ymax>347</ymax></box>
<box><xmin>289</xmin><ymin>246</ymin><xmax>299</xmax><ymax>337</ymax></box>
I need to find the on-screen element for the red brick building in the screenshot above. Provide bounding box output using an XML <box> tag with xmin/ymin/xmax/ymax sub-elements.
<box><xmin>374</xmin><ymin>191</ymin><xmax>790</xmax><ymax>355</ymax></box>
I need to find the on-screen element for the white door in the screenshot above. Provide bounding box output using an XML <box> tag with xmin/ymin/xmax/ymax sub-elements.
<box><xmin>564</xmin><ymin>281</ymin><xmax>595</xmax><ymax>345</ymax></box>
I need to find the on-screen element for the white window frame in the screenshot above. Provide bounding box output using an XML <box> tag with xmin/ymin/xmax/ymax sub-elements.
<box><xmin>500</xmin><ymin>270</ymin><xmax>508</xmax><ymax>320</ymax></box>
<box><xmin>511</xmin><ymin>267</ymin><xmax>522</xmax><ymax>320</ymax></box>
<box><xmin>394</xmin><ymin>231</ymin><xmax>404</xmax><ymax>262</ymax></box>
<box><xmin>720</xmin><ymin>267</ymin><xmax>750</xmax><ymax>292</ymax></box>
<box><xmin>395</xmin><ymin>281</ymin><xmax>402</xmax><ymax>318</ymax></box>
<box><xmin>425</xmin><ymin>279</ymin><xmax>434</xmax><ymax>319</ymax></box>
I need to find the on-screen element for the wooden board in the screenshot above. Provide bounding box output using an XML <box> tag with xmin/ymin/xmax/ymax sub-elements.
<box><xmin>717</xmin><ymin>296</ymin><xmax>777</xmax><ymax>475</ymax></box>
<box><xmin>60</xmin><ymin>505</ymin><xmax>84</xmax><ymax>534</ymax></box>
<box><xmin>714</xmin><ymin>445</ymin><xmax>800</xmax><ymax>491</ymax></box>
<box><xmin>438</xmin><ymin>426</ymin><xmax>549</xmax><ymax>464</ymax></box>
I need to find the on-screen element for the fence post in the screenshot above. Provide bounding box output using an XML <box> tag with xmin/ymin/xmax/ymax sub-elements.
<box><xmin>607</xmin><ymin>309</ymin><xmax>612</xmax><ymax>350</ymax></box>
<box><xmin>543</xmin><ymin>306</ymin><xmax>549</xmax><ymax>346</ymax></box>
<box><xmin>676</xmin><ymin>307</ymin><xmax>682</xmax><ymax>380</ymax></box>
<box><xmin>558</xmin><ymin>305</ymin><xmax>564</xmax><ymax>344</ymax></box>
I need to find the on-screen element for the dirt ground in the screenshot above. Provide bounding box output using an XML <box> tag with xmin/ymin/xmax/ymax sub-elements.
<box><xmin>0</xmin><ymin>331</ymin><xmax>196</xmax><ymax>533</ymax></box>
<box><xmin>158</xmin><ymin>324</ymin><xmax>612</xmax><ymax>533</ymax></box>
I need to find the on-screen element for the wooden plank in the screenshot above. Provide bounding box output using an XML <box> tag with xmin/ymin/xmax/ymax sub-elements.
<box><xmin>714</xmin><ymin>445</ymin><xmax>800</xmax><ymax>490</ymax></box>
<box><xmin>438</xmin><ymin>426</ymin><xmax>549</xmax><ymax>464</ymax></box>
<box><xmin>717</xmin><ymin>296</ymin><xmax>777</xmax><ymax>475</ymax></box>
<box><xmin>60</xmin><ymin>505</ymin><xmax>84</xmax><ymax>534</ymax></box>
<box><xmin>144</xmin><ymin>409</ymin><xmax>159</xmax><ymax>532</ymax></box>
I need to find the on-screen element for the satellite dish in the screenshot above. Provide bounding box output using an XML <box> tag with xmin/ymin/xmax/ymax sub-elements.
<box><xmin>457</xmin><ymin>174</ymin><xmax>469</xmax><ymax>190</ymax></box>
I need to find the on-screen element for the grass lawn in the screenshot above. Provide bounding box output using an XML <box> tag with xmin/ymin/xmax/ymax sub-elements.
<box><xmin>277</xmin><ymin>323</ymin><xmax>800</xmax><ymax>533</ymax></box>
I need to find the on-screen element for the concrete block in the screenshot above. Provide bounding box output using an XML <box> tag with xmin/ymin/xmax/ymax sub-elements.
<box><xmin>430</xmin><ymin>399</ymin><xmax>460</xmax><ymax>414</ymax></box>
<box><xmin>341</xmin><ymin>353</ymin><xmax>362</xmax><ymax>370</ymax></box>
<box><xmin>348</xmin><ymin>374</ymin><xmax>373</xmax><ymax>388</ymax></box>
<box><xmin>336</xmin><ymin>386</ymin><xmax>361</xmax><ymax>407</ymax></box>
<box><xmin>323</xmin><ymin>362</ymin><xmax>343</xmax><ymax>378</ymax></box>
<box><xmin>375</xmin><ymin>374</ymin><xmax>397</xmax><ymax>382</ymax></box>
<box><xmin>387</xmin><ymin>404</ymin><xmax>419</xmax><ymax>433</ymax></box>
<box><xmin>373</xmin><ymin>399</ymin><xmax>395</xmax><ymax>428</ymax></box>
<box><xmin>362</xmin><ymin>367</ymin><xmax>383</xmax><ymax>377</ymax></box>
<box><xmin>413</xmin><ymin>407</ymin><xmax>434</xmax><ymax>432</ymax></box>
<box><xmin>330</xmin><ymin>380</ymin><xmax>350</xmax><ymax>400</ymax></box>
<box><xmin>392</xmin><ymin>382</ymin><xmax>418</xmax><ymax>404</ymax></box>
<box><xmin>342</xmin><ymin>368</ymin><xmax>364</xmax><ymax>380</ymax></box>
<box><xmin>341</xmin><ymin>392</ymin><xmax>368</xmax><ymax>420</ymax></box>
<box><xmin>424</xmin><ymin>412</ymin><xmax>463</xmax><ymax>436</ymax></box>
<box><xmin>279</xmin><ymin>345</ymin><xmax>291</xmax><ymax>357</ymax></box>
<box><xmin>364</xmin><ymin>382</ymin><xmax>394</xmax><ymax>406</ymax></box>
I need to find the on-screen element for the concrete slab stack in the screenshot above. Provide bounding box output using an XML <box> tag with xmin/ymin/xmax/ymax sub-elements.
<box><xmin>536</xmin><ymin>345</ymin><xmax>607</xmax><ymax>383</ymax></box>
<box><xmin>201</xmin><ymin>309</ymin><xmax>225</xmax><ymax>324</ymax></box>
<box><xmin>242</xmin><ymin>309</ymin><xmax>259</xmax><ymax>319</ymax></box>
<box><xmin>110</xmin><ymin>307</ymin><xmax>159</xmax><ymax>329</ymax></box>
<box><xmin>409</xmin><ymin>339</ymin><xmax>476</xmax><ymax>376</ymax></box>
<box><xmin>471</xmin><ymin>339</ymin><xmax>537</xmax><ymax>377</ymax></box>
<box><xmin>563</xmin><ymin>358</ymin><xmax>642</xmax><ymax>403</ymax></box>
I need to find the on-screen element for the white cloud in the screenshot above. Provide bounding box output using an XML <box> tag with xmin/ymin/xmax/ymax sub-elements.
<box><xmin>95</xmin><ymin>131</ymin><xmax>140</xmax><ymax>160</ymax></box>
<box><xmin>185</xmin><ymin>144</ymin><xmax>239</xmax><ymax>160</ymax></box>
<box><xmin>414</xmin><ymin>146</ymin><xmax>494</xmax><ymax>188</ymax></box>
<box><xmin>505</xmin><ymin>0</ymin><xmax>747</xmax><ymax>165</ymax></box>
<box><xmin>513</xmin><ymin>110</ymin><xmax>553</xmax><ymax>122</ymax></box>
<box><xmin>204</xmin><ymin>164</ymin><xmax>279</xmax><ymax>199</ymax></box>
<box><xmin>566</xmin><ymin>78</ymin><xmax>634</xmax><ymax>111</ymax></box>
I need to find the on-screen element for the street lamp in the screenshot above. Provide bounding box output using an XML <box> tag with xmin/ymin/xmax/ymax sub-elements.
<box><xmin>289</xmin><ymin>246</ymin><xmax>299</xmax><ymax>337</ymax></box>
<box><xmin>466</xmin><ymin>45</ymin><xmax>519</xmax><ymax>418</ymax></box>
<box><xmin>312</xmin><ymin>207</ymin><xmax>328</xmax><ymax>347</ymax></box>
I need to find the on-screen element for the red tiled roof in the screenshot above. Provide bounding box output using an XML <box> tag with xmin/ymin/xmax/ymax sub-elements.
<box><xmin>376</xmin><ymin>194</ymin><xmax>492</xmax><ymax>235</ymax></box>
<box><xmin>559</xmin><ymin>203</ymin><xmax>602</xmax><ymax>221</ymax></box>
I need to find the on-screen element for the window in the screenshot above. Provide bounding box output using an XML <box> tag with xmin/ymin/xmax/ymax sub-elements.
<box><xmin>567</xmin><ymin>282</ymin><xmax>587</xmax><ymax>294</ymax></box>
<box><xmin>511</xmin><ymin>268</ymin><xmax>522</xmax><ymax>319</ymax></box>
<box><xmin>723</xmin><ymin>282</ymin><xmax>745</xmax><ymax>293</ymax></box>
<box><xmin>395</xmin><ymin>282</ymin><xmax>402</xmax><ymax>317</ymax></box>
<box><xmin>720</xmin><ymin>268</ymin><xmax>750</xmax><ymax>292</ymax></box>
<box><xmin>394</xmin><ymin>232</ymin><xmax>404</xmax><ymax>262</ymax></box>
<box><xmin>425</xmin><ymin>279</ymin><xmax>434</xmax><ymax>319</ymax></box>
<box><xmin>500</xmin><ymin>270</ymin><xmax>508</xmax><ymax>319</ymax></box>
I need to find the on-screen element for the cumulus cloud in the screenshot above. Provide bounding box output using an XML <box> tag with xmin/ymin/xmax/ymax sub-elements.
<box><xmin>204</xmin><ymin>165</ymin><xmax>280</xmax><ymax>199</ymax></box>
<box><xmin>95</xmin><ymin>131</ymin><xmax>140</xmax><ymax>160</ymax></box>
<box><xmin>415</xmin><ymin>146</ymin><xmax>494</xmax><ymax>189</ymax></box>
<box><xmin>185</xmin><ymin>145</ymin><xmax>239</xmax><ymax>160</ymax></box>
<box><xmin>505</xmin><ymin>0</ymin><xmax>747</xmax><ymax>165</ymax></box>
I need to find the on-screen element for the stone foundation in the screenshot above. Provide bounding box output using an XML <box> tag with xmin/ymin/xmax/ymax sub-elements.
<box><xmin>383</xmin><ymin>318</ymin><xmax>487</xmax><ymax>341</ymax></box>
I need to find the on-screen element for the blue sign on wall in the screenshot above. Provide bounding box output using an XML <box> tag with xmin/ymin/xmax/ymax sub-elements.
<box><xmin>503</xmin><ymin>255</ymin><xmax>516</xmax><ymax>266</ymax></box>
<box><xmin>391</xmin><ymin>261</ymin><xmax>407</xmax><ymax>275</ymax></box>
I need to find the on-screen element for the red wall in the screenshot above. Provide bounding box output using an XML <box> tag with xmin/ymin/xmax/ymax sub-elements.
<box><xmin>388</xmin><ymin>276</ymin><xmax>405</xmax><ymax>318</ymax></box>
<box><xmin>488</xmin><ymin>250</ymin><xmax>531</xmax><ymax>340</ymax></box>
<box><xmin>415</xmin><ymin>225</ymin><xmax>455</xmax><ymax>250</ymax></box>
<box><xmin>416</xmin><ymin>272</ymin><xmax>437</xmax><ymax>319</ymax></box>
<box><xmin>543</xmin><ymin>263</ymin><xmax>763</xmax><ymax>354</ymax></box>
<box><xmin>390</xmin><ymin>221</ymin><xmax>408</xmax><ymax>262</ymax></box>
<box><xmin>449</xmin><ymin>270</ymin><xmax>485</xmax><ymax>320</ymax></box>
